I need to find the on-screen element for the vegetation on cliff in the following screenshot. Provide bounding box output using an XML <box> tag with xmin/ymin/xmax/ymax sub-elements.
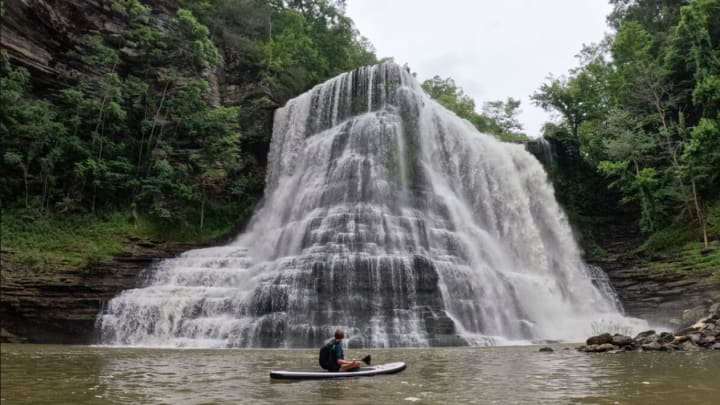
<box><xmin>532</xmin><ymin>0</ymin><xmax>720</xmax><ymax>255</ymax></box>
<box><xmin>1</xmin><ymin>0</ymin><xmax>376</xmax><ymax>267</ymax></box>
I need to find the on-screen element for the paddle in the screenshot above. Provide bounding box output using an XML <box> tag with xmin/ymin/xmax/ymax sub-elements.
<box><xmin>361</xmin><ymin>355</ymin><xmax>371</xmax><ymax>365</ymax></box>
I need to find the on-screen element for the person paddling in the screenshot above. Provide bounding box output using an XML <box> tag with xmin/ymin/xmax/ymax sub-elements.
<box><xmin>325</xmin><ymin>329</ymin><xmax>371</xmax><ymax>372</ymax></box>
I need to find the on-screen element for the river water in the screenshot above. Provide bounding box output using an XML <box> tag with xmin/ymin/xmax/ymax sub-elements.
<box><xmin>1</xmin><ymin>344</ymin><xmax>718</xmax><ymax>404</ymax></box>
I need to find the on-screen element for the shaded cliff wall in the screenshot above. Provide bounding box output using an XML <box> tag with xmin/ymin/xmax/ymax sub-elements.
<box><xmin>1</xmin><ymin>239</ymin><xmax>196</xmax><ymax>344</ymax></box>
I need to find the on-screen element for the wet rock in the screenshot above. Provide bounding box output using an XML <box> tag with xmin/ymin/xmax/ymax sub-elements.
<box><xmin>597</xmin><ymin>343</ymin><xmax>619</xmax><ymax>352</ymax></box>
<box><xmin>586</xmin><ymin>333</ymin><xmax>613</xmax><ymax>346</ymax></box>
<box><xmin>635</xmin><ymin>330</ymin><xmax>656</xmax><ymax>339</ymax></box>
<box><xmin>673</xmin><ymin>335</ymin><xmax>689</xmax><ymax>344</ymax></box>
<box><xmin>539</xmin><ymin>347</ymin><xmax>553</xmax><ymax>352</ymax></box>
<box><xmin>640</xmin><ymin>342</ymin><xmax>667</xmax><ymax>351</ymax></box>
<box><xmin>680</xmin><ymin>340</ymin><xmax>699</xmax><ymax>351</ymax></box>
<box><xmin>611</xmin><ymin>335</ymin><xmax>634</xmax><ymax>347</ymax></box>
<box><xmin>634</xmin><ymin>330</ymin><xmax>658</xmax><ymax>345</ymax></box>
<box><xmin>681</xmin><ymin>306</ymin><xmax>708</xmax><ymax>327</ymax></box>
<box><xmin>581</xmin><ymin>343</ymin><xmax>619</xmax><ymax>353</ymax></box>
<box><xmin>658</xmin><ymin>332</ymin><xmax>674</xmax><ymax>344</ymax></box>
<box><xmin>580</xmin><ymin>312</ymin><xmax>720</xmax><ymax>353</ymax></box>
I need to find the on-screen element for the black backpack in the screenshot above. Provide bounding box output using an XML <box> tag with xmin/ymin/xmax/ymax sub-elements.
<box><xmin>318</xmin><ymin>341</ymin><xmax>337</xmax><ymax>370</ymax></box>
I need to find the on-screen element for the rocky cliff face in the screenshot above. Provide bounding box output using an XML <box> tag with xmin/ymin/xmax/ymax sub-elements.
<box><xmin>1</xmin><ymin>0</ymin><xmax>173</xmax><ymax>86</ymax></box>
<box><xmin>592</xmin><ymin>247</ymin><xmax>720</xmax><ymax>328</ymax></box>
<box><xmin>580</xmin><ymin>207</ymin><xmax>720</xmax><ymax>328</ymax></box>
<box><xmin>2</xmin><ymin>239</ymin><xmax>178</xmax><ymax>343</ymax></box>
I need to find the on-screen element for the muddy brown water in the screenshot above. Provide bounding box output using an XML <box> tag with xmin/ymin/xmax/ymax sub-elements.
<box><xmin>1</xmin><ymin>344</ymin><xmax>718</xmax><ymax>404</ymax></box>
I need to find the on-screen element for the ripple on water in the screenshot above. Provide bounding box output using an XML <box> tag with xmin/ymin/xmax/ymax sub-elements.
<box><xmin>2</xmin><ymin>345</ymin><xmax>720</xmax><ymax>404</ymax></box>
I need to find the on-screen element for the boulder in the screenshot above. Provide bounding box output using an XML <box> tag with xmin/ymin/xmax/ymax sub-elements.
<box><xmin>580</xmin><ymin>309</ymin><xmax>720</xmax><ymax>353</ymax></box>
<box><xmin>586</xmin><ymin>333</ymin><xmax>613</xmax><ymax>346</ymax></box>
<box><xmin>539</xmin><ymin>347</ymin><xmax>554</xmax><ymax>352</ymax></box>
<box><xmin>680</xmin><ymin>340</ymin><xmax>699</xmax><ymax>351</ymax></box>
<box><xmin>681</xmin><ymin>306</ymin><xmax>707</xmax><ymax>327</ymax></box>
<box><xmin>658</xmin><ymin>332</ymin><xmax>674</xmax><ymax>343</ymax></box>
<box><xmin>634</xmin><ymin>330</ymin><xmax>656</xmax><ymax>339</ymax></box>
<box><xmin>580</xmin><ymin>343</ymin><xmax>619</xmax><ymax>353</ymax></box>
<box><xmin>640</xmin><ymin>342</ymin><xmax>668</xmax><ymax>351</ymax></box>
<box><xmin>698</xmin><ymin>336</ymin><xmax>716</xmax><ymax>347</ymax></box>
<box><xmin>635</xmin><ymin>330</ymin><xmax>658</xmax><ymax>345</ymax></box>
<box><xmin>673</xmin><ymin>335</ymin><xmax>689</xmax><ymax>343</ymax></box>
<box><xmin>611</xmin><ymin>334</ymin><xmax>634</xmax><ymax>347</ymax></box>
<box><xmin>597</xmin><ymin>343</ymin><xmax>619</xmax><ymax>352</ymax></box>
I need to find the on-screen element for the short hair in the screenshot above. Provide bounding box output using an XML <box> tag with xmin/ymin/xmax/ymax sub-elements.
<box><xmin>335</xmin><ymin>329</ymin><xmax>345</xmax><ymax>340</ymax></box>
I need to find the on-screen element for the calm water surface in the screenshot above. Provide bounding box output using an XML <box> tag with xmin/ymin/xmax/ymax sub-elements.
<box><xmin>1</xmin><ymin>344</ymin><xmax>718</xmax><ymax>404</ymax></box>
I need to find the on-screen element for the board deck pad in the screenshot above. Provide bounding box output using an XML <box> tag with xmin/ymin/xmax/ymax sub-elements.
<box><xmin>270</xmin><ymin>362</ymin><xmax>406</xmax><ymax>380</ymax></box>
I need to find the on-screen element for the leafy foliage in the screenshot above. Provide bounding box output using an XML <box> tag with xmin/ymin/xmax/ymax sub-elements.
<box><xmin>421</xmin><ymin>76</ymin><xmax>528</xmax><ymax>142</ymax></box>
<box><xmin>533</xmin><ymin>0</ymin><xmax>720</xmax><ymax>247</ymax></box>
<box><xmin>1</xmin><ymin>0</ymin><xmax>376</xmax><ymax>238</ymax></box>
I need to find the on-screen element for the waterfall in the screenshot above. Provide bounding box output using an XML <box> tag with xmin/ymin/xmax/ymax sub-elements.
<box><xmin>525</xmin><ymin>137</ymin><xmax>555</xmax><ymax>166</ymax></box>
<box><xmin>97</xmin><ymin>63</ymin><xmax>644</xmax><ymax>348</ymax></box>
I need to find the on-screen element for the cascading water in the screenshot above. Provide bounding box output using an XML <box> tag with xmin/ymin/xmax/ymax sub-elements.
<box><xmin>97</xmin><ymin>63</ymin><xmax>644</xmax><ymax>348</ymax></box>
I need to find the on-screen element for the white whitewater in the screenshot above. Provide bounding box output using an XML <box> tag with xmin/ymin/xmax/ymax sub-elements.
<box><xmin>97</xmin><ymin>63</ymin><xmax>645</xmax><ymax>348</ymax></box>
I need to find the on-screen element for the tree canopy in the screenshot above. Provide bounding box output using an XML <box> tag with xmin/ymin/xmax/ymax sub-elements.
<box><xmin>421</xmin><ymin>76</ymin><xmax>528</xmax><ymax>142</ymax></box>
<box><xmin>533</xmin><ymin>0</ymin><xmax>720</xmax><ymax>246</ymax></box>
<box><xmin>1</xmin><ymin>0</ymin><xmax>376</xmax><ymax>231</ymax></box>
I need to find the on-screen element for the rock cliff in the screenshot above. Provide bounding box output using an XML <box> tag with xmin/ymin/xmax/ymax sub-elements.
<box><xmin>1</xmin><ymin>0</ymin><xmax>175</xmax><ymax>86</ymax></box>
<box><xmin>1</xmin><ymin>239</ymin><xmax>198</xmax><ymax>344</ymax></box>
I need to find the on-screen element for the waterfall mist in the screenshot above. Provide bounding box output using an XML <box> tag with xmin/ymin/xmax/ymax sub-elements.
<box><xmin>97</xmin><ymin>63</ymin><xmax>645</xmax><ymax>348</ymax></box>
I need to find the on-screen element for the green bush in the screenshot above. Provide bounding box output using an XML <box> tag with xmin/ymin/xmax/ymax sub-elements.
<box><xmin>640</xmin><ymin>224</ymin><xmax>698</xmax><ymax>253</ymax></box>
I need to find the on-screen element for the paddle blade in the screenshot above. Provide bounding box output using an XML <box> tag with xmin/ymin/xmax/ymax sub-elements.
<box><xmin>362</xmin><ymin>355</ymin><xmax>371</xmax><ymax>365</ymax></box>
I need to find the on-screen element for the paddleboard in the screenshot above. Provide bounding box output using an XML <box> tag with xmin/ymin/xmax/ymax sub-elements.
<box><xmin>270</xmin><ymin>361</ymin><xmax>406</xmax><ymax>380</ymax></box>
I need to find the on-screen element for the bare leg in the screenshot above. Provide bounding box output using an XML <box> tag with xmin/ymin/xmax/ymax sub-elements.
<box><xmin>339</xmin><ymin>360</ymin><xmax>362</xmax><ymax>371</ymax></box>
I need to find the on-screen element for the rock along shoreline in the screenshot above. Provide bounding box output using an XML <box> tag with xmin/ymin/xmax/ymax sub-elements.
<box><xmin>577</xmin><ymin>307</ymin><xmax>720</xmax><ymax>353</ymax></box>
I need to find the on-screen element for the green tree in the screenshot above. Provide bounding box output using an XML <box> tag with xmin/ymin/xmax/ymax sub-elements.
<box><xmin>1</xmin><ymin>53</ymin><xmax>67</xmax><ymax>210</ymax></box>
<box><xmin>482</xmin><ymin>98</ymin><xmax>526</xmax><ymax>141</ymax></box>
<box><xmin>534</xmin><ymin>0</ymin><xmax>719</xmax><ymax>246</ymax></box>
<box><xmin>421</xmin><ymin>76</ymin><xmax>527</xmax><ymax>141</ymax></box>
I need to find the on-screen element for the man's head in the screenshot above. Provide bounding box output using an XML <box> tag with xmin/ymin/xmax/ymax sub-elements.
<box><xmin>334</xmin><ymin>329</ymin><xmax>345</xmax><ymax>341</ymax></box>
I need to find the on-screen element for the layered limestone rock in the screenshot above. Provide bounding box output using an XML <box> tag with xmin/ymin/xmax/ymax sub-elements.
<box><xmin>0</xmin><ymin>239</ymin><xmax>199</xmax><ymax>344</ymax></box>
<box><xmin>1</xmin><ymin>0</ymin><xmax>172</xmax><ymax>85</ymax></box>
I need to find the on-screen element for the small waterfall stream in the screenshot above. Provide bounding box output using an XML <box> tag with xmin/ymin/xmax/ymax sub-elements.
<box><xmin>97</xmin><ymin>63</ymin><xmax>644</xmax><ymax>348</ymax></box>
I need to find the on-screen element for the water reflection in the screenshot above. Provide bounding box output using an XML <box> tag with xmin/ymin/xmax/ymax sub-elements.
<box><xmin>2</xmin><ymin>345</ymin><xmax>719</xmax><ymax>404</ymax></box>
